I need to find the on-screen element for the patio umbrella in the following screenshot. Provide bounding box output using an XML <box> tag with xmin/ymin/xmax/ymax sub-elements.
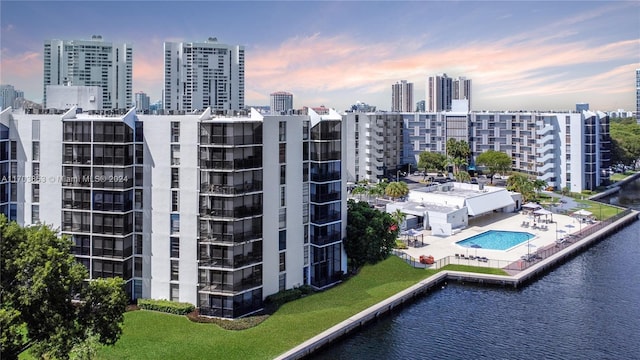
<box><xmin>573</xmin><ymin>209</ymin><xmax>592</xmax><ymax>217</ymax></box>
<box><xmin>565</xmin><ymin>224</ymin><xmax>575</xmax><ymax>228</ymax></box>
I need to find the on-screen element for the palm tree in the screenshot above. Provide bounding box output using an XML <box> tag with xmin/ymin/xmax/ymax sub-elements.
<box><xmin>455</xmin><ymin>170</ymin><xmax>471</xmax><ymax>183</ymax></box>
<box><xmin>391</xmin><ymin>209</ymin><xmax>407</xmax><ymax>230</ymax></box>
<box><xmin>532</xmin><ymin>179</ymin><xmax>547</xmax><ymax>197</ymax></box>
<box><xmin>385</xmin><ymin>181</ymin><xmax>409</xmax><ymax>200</ymax></box>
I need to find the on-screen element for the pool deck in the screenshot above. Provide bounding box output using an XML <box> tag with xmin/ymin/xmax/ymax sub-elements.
<box><xmin>400</xmin><ymin>210</ymin><xmax>587</xmax><ymax>265</ymax></box>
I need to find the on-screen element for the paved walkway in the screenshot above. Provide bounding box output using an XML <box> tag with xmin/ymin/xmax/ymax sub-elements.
<box><xmin>400</xmin><ymin>210</ymin><xmax>590</xmax><ymax>266</ymax></box>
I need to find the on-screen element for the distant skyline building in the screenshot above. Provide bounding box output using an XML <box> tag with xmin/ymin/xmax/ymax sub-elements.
<box><xmin>428</xmin><ymin>74</ymin><xmax>451</xmax><ymax>112</ymax></box>
<box><xmin>391</xmin><ymin>80</ymin><xmax>413</xmax><ymax>112</ymax></box>
<box><xmin>1</xmin><ymin>84</ymin><xmax>22</xmax><ymax>110</ymax></box>
<box><xmin>43</xmin><ymin>36</ymin><xmax>132</xmax><ymax>110</ymax></box>
<box><xmin>164</xmin><ymin>38</ymin><xmax>245</xmax><ymax>113</ymax></box>
<box><xmin>415</xmin><ymin>100</ymin><xmax>426</xmax><ymax>112</ymax></box>
<box><xmin>349</xmin><ymin>101</ymin><xmax>377</xmax><ymax>112</ymax></box>
<box><xmin>452</xmin><ymin>77</ymin><xmax>472</xmax><ymax>110</ymax></box>
<box><xmin>428</xmin><ymin>74</ymin><xmax>472</xmax><ymax>112</ymax></box>
<box><xmin>270</xmin><ymin>91</ymin><xmax>293</xmax><ymax>114</ymax></box>
<box><xmin>576</xmin><ymin>103</ymin><xmax>589</xmax><ymax>112</ymax></box>
<box><xmin>135</xmin><ymin>92</ymin><xmax>150</xmax><ymax>113</ymax></box>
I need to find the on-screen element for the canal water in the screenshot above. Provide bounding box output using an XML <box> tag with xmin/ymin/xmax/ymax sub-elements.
<box><xmin>312</xmin><ymin>180</ymin><xmax>640</xmax><ymax>359</ymax></box>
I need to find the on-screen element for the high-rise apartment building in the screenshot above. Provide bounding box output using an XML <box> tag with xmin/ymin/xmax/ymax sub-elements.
<box><xmin>391</xmin><ymin>80</ymin><xmax>413</xmax><ymax>112</ymax></box>
<box><xmin>135</xmin><ymin>92</ymin><xmax>150</xmax><ymax>113</ymax></box>
<box><xmin>344</xmin><ymin>112</ymin><xmax>404</xmax><ymax>182</ymax></box>
<box><xmin>1</xmin><ymin>105</ymin><xmax>346</xmax><ymax>318</ymax></box>
<box><xmin>345</xmin><ymin>104</ymin><xmax>612</xmax><ymax>193</ymax></box>
<box><xmin>270</xmin><ymin>91</ymin><xmax>293</xmax><ymax>114</ymax></box>
<box><xmin>452</xmin><ymin>77</ymin><xmax>472</xmax><ymax>110</ymax></box>
<box><xmin>43</xmin><ymin>36</ymin><xmax>132</xmax><ymax>110</ymax></box>
<box><xmin>427</xmin><ymin>74</ymin><xmax>471</xmax><ymax>112</ymax></box>
<box><xmin>164</xmin><ymin>38</ymin><xmax>245</xmax><ymax>113</ymax></box>
<box><xmin>1</xmin><ymin>85</ymin><xmax>19</xmax><ymax>110</ymax></box>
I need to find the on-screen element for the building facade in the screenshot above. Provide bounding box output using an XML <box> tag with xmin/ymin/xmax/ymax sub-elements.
<box><xmin>0</xmin><ymin>106</ymin><xmax>347</xmax><ymax>319</ymax></box>
<box><xmin>427</xmin><ymin>74</ymin><xmax>472</xmax><ymax>112</ymax></box>
<box><xmin>164</xmin><ymin>38</ymin><xmax>245</xmax><ymax>113</ymax></box>
<box><xmin>346</xmin><ymin>109</ymin><xmax>610</xmax><ymax>193</ymax></box>
<box><xmin>43</xmin><ymin>36</ymin><xmax>132</xmax><ymax>111</ymax></box>
<box><xmin>344</xmin><ymin>112</ymin><xmax>404</xmax><ymax>183</ymax></box>
<box><xmin>270</xmin><ymin>91</ymin><xmax>293</xmax><ymax>114</ymax></box>
<box><xmin>135</xmin><ymin>92</ymin><xmax>150</xmax><ymax>113</ymax></box>
<box><xmin>391</xmin><ymin>80</ymin><xmax>413</xmax><ymax>112</ymax></box>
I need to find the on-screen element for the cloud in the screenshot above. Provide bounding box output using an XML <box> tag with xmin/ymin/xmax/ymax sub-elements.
<box><xmin>244</xmin><ymin>27</ymin><xmax>639</xmax><ymax>110</ymax></box>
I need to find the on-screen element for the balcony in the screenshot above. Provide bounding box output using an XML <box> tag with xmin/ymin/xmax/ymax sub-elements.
<box><xmin>310</xmin><ymin>171</ymin><xmax>341</xmax><ymax>182</ymax></box>
<box><xmin>198</xmin><ymin>254</ymin><xmax>262</xmax><ymax>269</ymax></box>
<box><xmin>200</xmin><ymin>182</ymin><xmax>262</xmax><ymax>195</ymax></box>
<box><xmin>199</xmin><ymin>206</ymin><xmax>262</xmax><ymax>219</ymax></box>
<box><xmin>310</xmin><ymin>211</ymin><xmax>341</xmax><ymax>225</ymax></box>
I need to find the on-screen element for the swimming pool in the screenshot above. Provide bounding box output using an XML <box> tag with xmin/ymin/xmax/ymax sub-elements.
<box><xmin>456</xmin><ymin>230</ymin><xmax>534</xmax><ymax>250</ymax></box>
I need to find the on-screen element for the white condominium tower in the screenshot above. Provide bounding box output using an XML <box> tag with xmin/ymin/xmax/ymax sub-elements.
<box><xmin>270</xmin><ymin>91</ymin><xmax>293</xmax><ymax>114</ymax></box>
<box><xmin>164</xmin><ymin>38</ymin><xmax>245</xmax><ymax>113</ymax></box>
<box><xmin>1</xmin><ymin>105</ymin><xmax>347</xmax><ymax>319</ymax></box>
<box><xmin>427</xmin><ymin>74</ymin><xmax>471</xmax><ymax>112</ymax></box>
<box><xmin>391</xmin><ymin>80</ymin><xmax>414</xmax><ymax>112</ymax></box>
<box><xmin>43</xmin><ymin>36</ymin><xmax>133</xmax><ymax>110</ymax></box>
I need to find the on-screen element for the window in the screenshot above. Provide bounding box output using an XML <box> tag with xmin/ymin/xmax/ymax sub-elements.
<box><xmin>31</xmin><ymin>205</ymin><xmax>40</xmax><ymax>224</ymax></box>
<box><xmin>279</xmin><ymin>252</ymin><xmax>286</xmax><ymax>272</ymax></box>
<box><xmin>170</xmin><ymin>284</ymin><xmax>179</xmax><ymax>302</ymax></box>
<box><xmin>32</xmin><ymin>163</ymin><xmax>40</xmax><ymax>177</ymax></box>
<box><xmin>279</xmin><ymin>208</ymin><xmax>286</xmax><ymax>229</ymax></box>
<box><xmin>170</xmin><ymin>260</ymin><xmax>179</xmax><ymax>281</ymax></box>
<box><xmin>170</xmin><ymin>237</ymin><xmax>180</xmax><ymax>258</ymax></box>
<box><xmin>32</xmin><ymin>184</ymin><xmax>39</xmax><ymax>202</ymax></box>
<box><xmin>171</xmin><ymin>168</ymin><xmax>179</xmax><ymax>188</ymax></box>
<box><xmin>279</xmin><ymin>230</ymin><xmax>286</xmax><ymax>251</ymax></box>
<box><xmin>279</xmin><ymin>121</ymin><xmax>286</xmax><ymax>141</ymax></box>
<box><xmin>171</xmin><ymin>190</ymin><xmax>179</xmax><ymax>212</ymax></box>
<box><xmin>171</xmin><ymin>122</ymin><xmax>180</xmax><ymax>143</ymax></box>
<box><xmin>280</xmin><ymin>165</ymin><xmax>286</xmax><ymax>185</ymax></box>
<box><xmin>280</xmin><ymin>186</ymin><xmax>286</xmax><ymax>207</ymax></box>
<box><xmin>32</xmin><ymin>142</ymin><xmax>40</xmax><ymax>161</ymax></box>
<box><xmin>135</xmin><ymin>235</ymin><xmax>143</xmax><ymax>255</ymax></box>
<box><xmin>279</xmin><ymin>143</ymin><xmax>286</xmax><ymax>163</ymax></box>
<box><xmin>170</xmin><ymin>214</ymin><xmax>180</xmax><ymax>234</ymax></box>
<box><xmin>171</xmin><ymin>145</ymin><xmax>180</xmax><ymax>165</ymax></box>
<box><xmin>279</xmin><ymin>273</ymin><xmax>286</xmax><ymax>292</ymax></box>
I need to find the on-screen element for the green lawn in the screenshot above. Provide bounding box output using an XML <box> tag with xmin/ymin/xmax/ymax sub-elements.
<box><xmin>573</xmin><ymin>199</ymin><xmax>622</xmax><ymax>220</ymax></box>
<box><xmin>441</xmin><ymin>264</ymin><xmax>509</xmax><ymax>275</ymax></box>
<box><xmin>97</xmin><ymin>256</ymin><xmax>437</xmax><ymax>360</ymax></box>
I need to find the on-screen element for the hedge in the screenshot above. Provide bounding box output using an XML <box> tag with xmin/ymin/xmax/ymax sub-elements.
<box><xmin>264</xmin><ymin>285</ymin><xmax>314</xmax><ymax>309</ymax></box>
<box><xmin>137</xmin><ymin>298</ymin><xmax>195</xmax><ymax>315</ymax></box>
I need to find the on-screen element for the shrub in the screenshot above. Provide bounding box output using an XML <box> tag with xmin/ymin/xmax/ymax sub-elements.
<box><xmin>264</xmin><ymin>285</ymin><xmax>314</xmax><ymax>309</ymax></box>
<box><xmin>137</xmin><ymin>298</ymin><xmax>195</xmax><ymax>315</ymax></box>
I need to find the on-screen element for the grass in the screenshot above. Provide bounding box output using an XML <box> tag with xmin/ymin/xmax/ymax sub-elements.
<box><xmin>97</xmin><ymin>256</ymin><xmax>437</xmax><ymax>360</ymax></box>
<box><xmin>573</xmin><ymin>199</ymin><xmax>623</xmax><ymax>221</ymax></box>
<box><xmin>441</xmin><ymin>264</ymin><xmax>509</xmax><ymax>276</ymax></box>
<box><xmin>610</xmin><ymin>171</ymin><xmax>637</xmax><ymax>182</ymax></box>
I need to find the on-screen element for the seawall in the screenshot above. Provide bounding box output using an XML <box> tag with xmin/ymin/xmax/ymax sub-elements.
<box><xmin>275</xmin><ymin>209</ymin><xmax>639</xmax><ymax>360</ymax></box>
<box><xmin>590</xmin><ymin>172</ymin><xmax>640</xmax><ymax>200</ymax></box>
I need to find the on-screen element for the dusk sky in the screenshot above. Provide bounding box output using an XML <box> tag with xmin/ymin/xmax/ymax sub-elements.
<box><xmin>1</xmin><ymin>1</ymin><xmax>639</xmax><ymax>112</ymax></box>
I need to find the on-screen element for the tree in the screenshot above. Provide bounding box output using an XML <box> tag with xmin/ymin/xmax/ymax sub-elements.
<box><xmin>475</xmin><ymin>150</ymin><xmax>512</xmax><ymax>184</ymax></box>
<box><xmin>455</xmin><ymin>170</ymin><xmax>471</xmax><ymax>183</ymax></box>
<box><xmin>446</xmin><ymin>138</ymin><xmax>470</xmax><ymax>174</ymax></box>
<box><xmin>345</xmin><ymin>200</ymin><xmax>399</xmax><ymax>270</ymax></box>
<box><xmin>368</xmin><ymin>179</ymin><xmax>388</xmax><ymax>205</ymax></box>
<box><xmin>417</xmin><ymin>151</ymin><xmax>446</xmax><ymax>174</ymax></box>
<box><xmin>506</xmin><ymin>173</ymin><xmax>535</xmax><ymax>202</ymax></box>
<box><xmin>532</xmin><ymin>179</ymin><xmax>548</xmax><ymax>196</ymax></box>
<box><xmin>390</xmin><ymin>209</ymin><xmax>407</xmax><ymax>230</ymax></box>
<box><xmin>0</xmin><ymin>216</ymin><xmax>128</xmax><ymax>360</ymax></box>
<box><xmin>385</xmin><ymin>181</ymin><xmax>409</xmax><ymax>200</ymax></box>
